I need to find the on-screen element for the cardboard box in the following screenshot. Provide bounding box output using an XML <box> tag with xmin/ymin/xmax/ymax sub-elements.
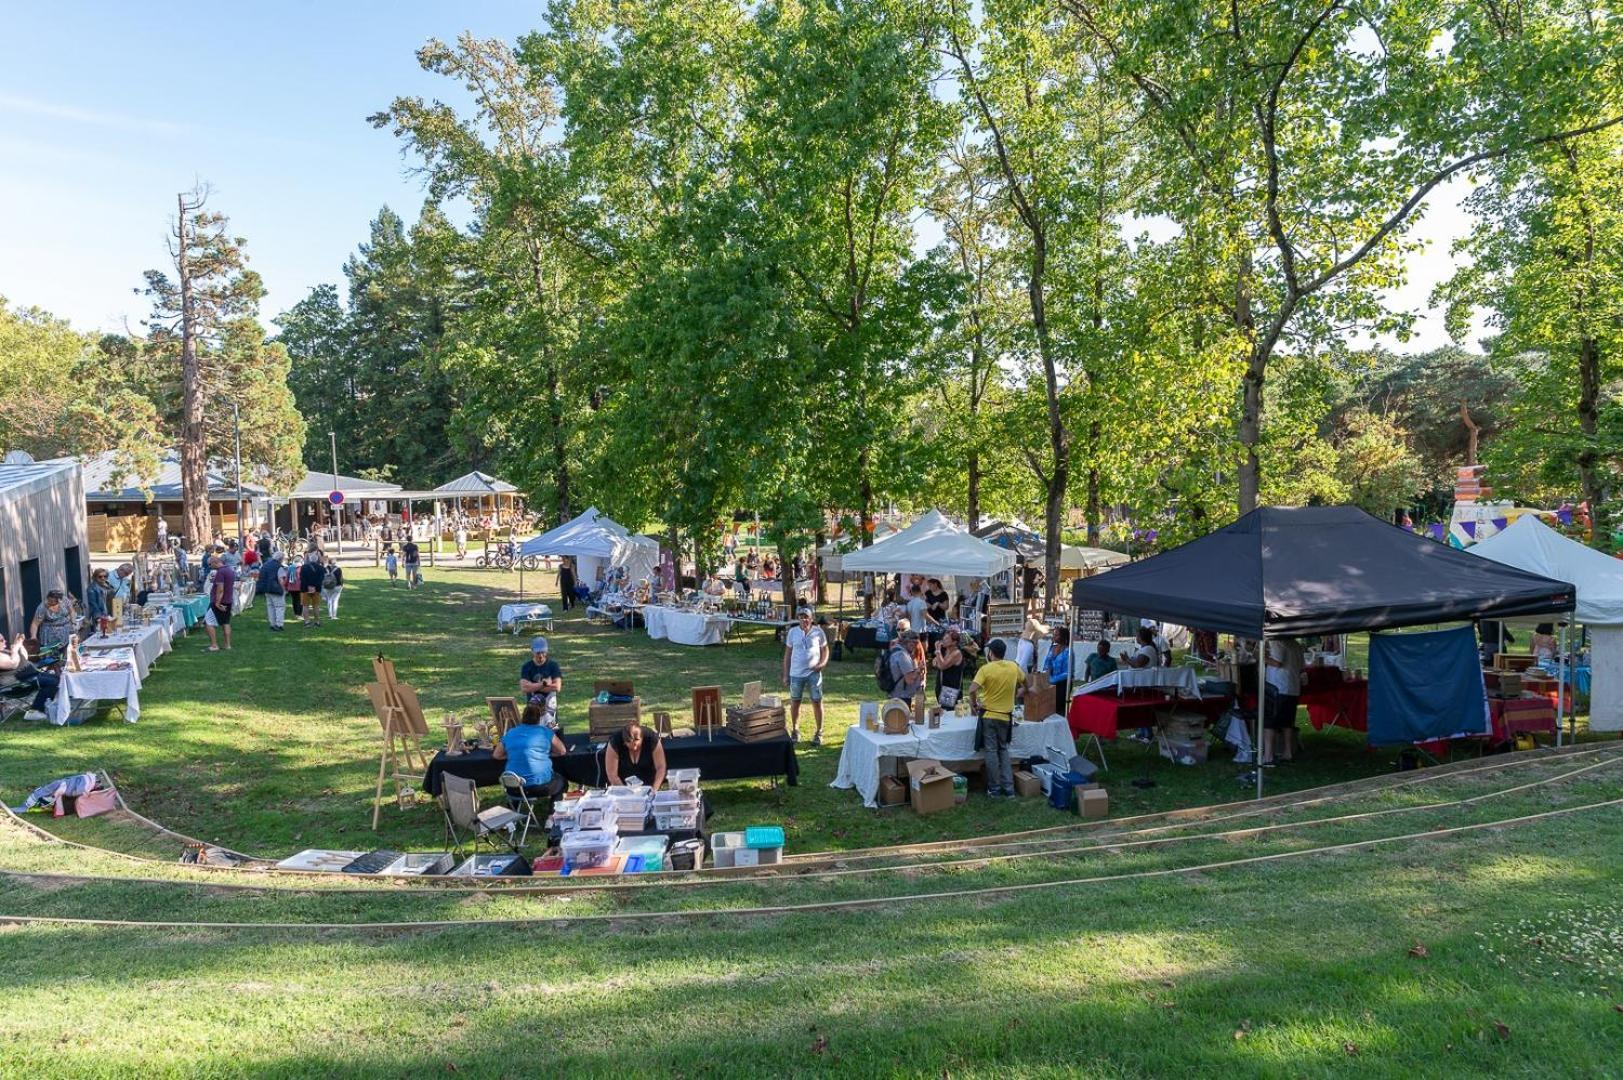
<box><xmin>1078</xmin><ymin>788</ymin><xmax>1109</xmax><ymax>819</ymax></box>
<box><xmin>1013</xmin><ymin>770</ymin><xmax>1041</xmax><ymax>798</ymax></box>
<box><xmin>1023</xmin><ymin>673</ymin><xmax>1056</xmax><ymax>720</ymax></box>
<box><xmin>879</xmin><ymin>775</ymin><xmax>907</xmax><ymax>806</ymax></box>
<box><xmin>906</xmin><ymin>758</ymin><xmax>957</xmax><ymax>815</ymax></box>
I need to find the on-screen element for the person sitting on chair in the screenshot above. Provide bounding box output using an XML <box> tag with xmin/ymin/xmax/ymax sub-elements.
<box><xmin>1084</xmin><ymin>638</ymin><xmax>1118</xmax><ymax>681</ymax></box>
<box><xmin>519</xmin><ymin>637</ymin><xmax>562</xmax><ymax>707</ymax></box>
<box><xmin>493</xmin><ymin>701</ymin><xmax>567</xmax><ymax>798</ymax></box>
<box><xmin>605</xmin><ymin>718</ymin><xmax>666</xmax><ymax>789</ymax></box>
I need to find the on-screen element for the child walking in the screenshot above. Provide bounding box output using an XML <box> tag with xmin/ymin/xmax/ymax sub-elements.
<box><xmin>384</xmin><ymin>544</ymin><xmax>399</xmax><ymax>585</ymax></box>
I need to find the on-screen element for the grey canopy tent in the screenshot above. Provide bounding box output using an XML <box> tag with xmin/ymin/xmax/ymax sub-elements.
<box><xmin>1070</xmin><ymin>506</ymin><xmax>1575</xmax><ymax>796</ymax></box>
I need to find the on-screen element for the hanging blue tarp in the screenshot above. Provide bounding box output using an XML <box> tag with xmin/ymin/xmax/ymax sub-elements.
<box><xmin>1367</xmin><ymin>626</ymin><xmax>1490</xmax><ymax>746</ymax></box>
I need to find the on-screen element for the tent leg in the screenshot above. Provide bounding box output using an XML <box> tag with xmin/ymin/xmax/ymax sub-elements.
<box><xmin>1255</xmin><ymin>643</ymin><xmax>1266</xmax><ymax>800</ymax></box>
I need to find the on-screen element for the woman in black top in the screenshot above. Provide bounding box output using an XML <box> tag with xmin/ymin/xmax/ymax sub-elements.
<box><xmin>605</xmin><ymin>722</ymin><xmax>666</xmax><ymax>789</ymax></box>
<box><xmin>923</xmin><ymin>578</ymin><xmax>950</xmax><ymax>623</ymax></box>
<box><xmin>932</xmin><ymin>629</ymin><xmax>966</xmax><ymax>707</ymax></box>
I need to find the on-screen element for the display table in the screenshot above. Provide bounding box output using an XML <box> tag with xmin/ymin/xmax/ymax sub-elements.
<box><xmin>497</xmin><ymin>603</ymin><xmax>554</xmax><ymax>634</ymax></box>
<box><xmin>49</xmin><ymin>655</ymin><xmax>143</xmax><ymax>725</ymax></box>
<box><xmin>80</xmin><ymin>624</ymin><xmax>172</xmax><ymax>680</ymax></box>
<box><xmin>1488</xmin><ymin>696</ymin><xmax>1557</xmax><ymax>742</ymax></box>
<box><xmin>423</xmin><ymin>731</ymin><xmax>799</xmax><ymax>796</ymax></box>
<box><xmin>643</xmin><ymin>606</ymin><xmax>730</xmax><ymax>646</ymax></box>
<box><xmin>1300</xmin><ymin>672</ymin><xmax>1370</xmax><ymax>732</ymax></box>
<box><xmin>840</xmin><ymin>624</ymin><xmax>886</xmax><ymax>654</ymax></box>
<box><xmin>832</xmin><ymin>712</ymin><xmax>1075</xmax><ymax>808</ymax></box>
<box><xmin>1067</xmin><ymin>690</ymin><xmax>1230</xmax><ymax>740</ymax></box>
<box><xmin>1073</xmin><ymin>665</ymin><xmax>1201</xmax><ymax>698</ymax></box>
<box><xmin>148</xmin><ymin>593</ymin><xmax>209</xmax><ymax>628</ymax></box>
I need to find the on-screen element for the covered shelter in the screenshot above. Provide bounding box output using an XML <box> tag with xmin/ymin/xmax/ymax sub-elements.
<box><xmin>79</xmin><ymin>448</ymin><xmax>268</xmax><ymax>551</ymax></box>
<box><xmin>434</xmin><ymin>471</ymin><xmax>521</xmax><ymax>523</ymax></box>
<box><xmin>280</xmin><ymin>471</ymin><xmax>402</xmax><ymax>540</ymax></box>
<box><xmin>1071</xmin><ymin>505</ymin><xmax>1576</xmax><ymax>795</ymax></box>
<box><xmin>1470</xmin><ymin>514</ymin><xmax>1623</xmax><ymax>732</ymax></box>
<box><xmin>1060</xmin><ymin>544</ymin><xmax>1130</xmax><ymax>577</ymax></box>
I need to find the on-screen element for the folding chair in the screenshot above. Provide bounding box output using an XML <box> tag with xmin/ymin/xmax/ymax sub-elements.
<box><xmin>498</xmin><ymin>770</ymin><xmax>550</xmax><ymax>849</ymax></box>
<box><xmin>440</xmin><ymin>774</ymin><xmax>523</xmax><ymax>857</ymax></box>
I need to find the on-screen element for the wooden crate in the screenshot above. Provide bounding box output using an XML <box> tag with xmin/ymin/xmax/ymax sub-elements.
<box><xmin>588</xmin><ymin>698</ymin><xmax>642</xmax><ymax>739</ymax></box>
<box><xmin>726</xmin><ymin>704</ymin><xmax>787</xmax><ymax>742</ymax></box>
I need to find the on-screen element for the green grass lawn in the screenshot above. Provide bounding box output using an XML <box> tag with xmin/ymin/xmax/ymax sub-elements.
<box><xmin>0</xmin><ymin>564</ymin><xmax>1454</xmax><ymax>860</ymax></box>
<box><xmin>1</xmin><ymin>568</ymin><xmax>1619</xmax><ymax>1076</ymax></box>
<box><xmin>0</xmin><ymin>748</ymin><xmax>1619</xmax><ymax>1076</ymax></box>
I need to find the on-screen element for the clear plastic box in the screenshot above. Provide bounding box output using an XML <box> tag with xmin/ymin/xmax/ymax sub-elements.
<box><xmin>614</xmin><ymin>835</ymin><xmax>668</xmax><ymax>871</ymax></box>
<box><xmin>561</xmin><ymin>829</ymin><xmax>615</xmax><ymax>869</ymax></box>
<box><xmin>665</xmin><ymin>768</ymin><xmax>701</xmax><ymax>793</ymax></box>
<box><xmin>653</xmin><ymin>808</ymin><xmax>700</xmax><ymax>831</ymax></box>
<box><xmin>710</xmin><ymin>831</ymin><xmax>745</xmax><ymax>868</ymax></box>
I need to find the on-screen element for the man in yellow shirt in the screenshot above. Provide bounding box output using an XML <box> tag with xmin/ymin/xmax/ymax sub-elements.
<box><xmin>969</xmin><ymin>638</ymin><xmax>1024</xmax><ymax>798</ymax></box>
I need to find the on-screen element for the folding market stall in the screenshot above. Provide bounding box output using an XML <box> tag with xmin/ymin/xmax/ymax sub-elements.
<box><xmin>1071</xmin><ymin>505</ymin><xmax>1576</xmax><ymax>797</ymax></box>
<box><xmin>1470</xmin><ymin>514</ymin><xmax>1623</xmax><ymax>732</ymax></box>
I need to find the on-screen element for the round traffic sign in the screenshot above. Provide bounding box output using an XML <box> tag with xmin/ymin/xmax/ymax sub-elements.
<box><xmin>328</xmin><ymin>490</ymin><xmax>345</xmax><ymax>506</ymax></box>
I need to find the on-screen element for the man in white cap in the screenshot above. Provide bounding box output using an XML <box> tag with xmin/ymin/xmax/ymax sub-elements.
<box><xmin>782</xmin><ymin>607</ymin><xmax>829</xmax><ymax>745</ymax></box>
<box><xmin>519</xmin><ymin>636</ymin><xmax>563</xmax><ymax>718</ymax></box>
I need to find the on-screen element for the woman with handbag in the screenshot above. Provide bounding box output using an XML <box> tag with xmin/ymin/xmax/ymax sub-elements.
<box><xmin>933</xmin><ymin>629</ymin><xmax>965</xmax><ymax>709</ymax></box>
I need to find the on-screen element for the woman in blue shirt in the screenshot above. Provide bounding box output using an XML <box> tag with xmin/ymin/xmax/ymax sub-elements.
<box><xmin>494</xmin><ymin>702</ymin><xmax>567</xmax><ymax>797</ymax></box>
<box><xmin>1044</xmin><ymin>626</ymin><xmax>1073</xmax><ymax>702</ymax></box>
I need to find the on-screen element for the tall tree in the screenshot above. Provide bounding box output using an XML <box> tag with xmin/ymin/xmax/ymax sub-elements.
<box><xmin>1442</xmin><ymin>122</ymin><xmax>1622</xmax><ymax>540</ymax></box>
<box><xmin>143</xmin><ymin>190</ymin><xmax>273</xmax><ymax>540</ymax></box>
<box><xmin>1066</xmin><ymin>0</ymin><xmax>1623</xmax><ymax>512</ymax></box>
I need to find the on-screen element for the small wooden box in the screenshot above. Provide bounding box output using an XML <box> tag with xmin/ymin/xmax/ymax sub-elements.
<box><xmin>589</xmin><ymin>698</ymin><xmax>642</xmax><ymax>738</ymax></box>
<box><xmin>725</xmin><ymin>704</ymin><xmax>787</xmax><ymax>742</ymax></box>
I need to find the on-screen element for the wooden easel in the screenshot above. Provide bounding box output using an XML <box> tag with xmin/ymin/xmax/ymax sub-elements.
<box><xmin>692</xmin><ymin>686</ymin><xmax>722</xmax><ymax>742</ymax></box>
<box><xmin>366</xmin><ymin>655</ymin><xmax>430</xmax><ymax>829</ymax></box>
<box><xmin>486</xmin><ymin>696</ymin><xmax>520</xmax><ymax>737</ymax></box>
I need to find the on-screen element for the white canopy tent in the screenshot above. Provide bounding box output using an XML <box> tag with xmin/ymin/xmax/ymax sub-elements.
<box><xmin>519</xmin><ymin>506</ymin><xmax>646</xmax><ymax>586</ymax></box>
<box><xmin>1061</xmin><ymin>544</ymin><xmax>1131</xmax><ymax>572</ymax></box>
<box><xmin>1470</xmin><ymin>514</ymin><xmax>1623</xmax><ymax>731</ymax></box>
<box><xmin>841</xmin><ymin>509</ymin><xmax>1017</xmax><ymax>579</ymax></box>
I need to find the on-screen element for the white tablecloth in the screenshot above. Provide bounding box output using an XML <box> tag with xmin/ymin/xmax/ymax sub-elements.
<box><xmin>50</xmin><ymin>657</ymin><xmax>143</xmax><ymax>725</ymax></box>
<box><xmin>81</xmin><ymin>624</ymin><xmax>172</xmax><ymax>680</ymax></box>
<box><xmin>643</xmin><ymin>606</ymin><xmax>730</xmax><ymax>646</ymax></box>
<box><xmin>232</xmin><ymin>579</ymin><xmax>257</xmax><ymax>614</ymax></box>
<box><xmin>497</xmin><ymin>603</ymin><xmax>554</xmax><ymax>633</ymax></box>
<box><xmin>1073</xmin><ymin>665</ymin><xmax>1201</xmax><ymax>699</ymax></box>
<box><xmin>149</xmin><ymin>605</ymin><xmax>187</xmax><ymax>635</ymax></box>
<box><xmin>832</xmin><ymin>712</ymin><xmax>1076</xmax><ymax>808</ymax></box>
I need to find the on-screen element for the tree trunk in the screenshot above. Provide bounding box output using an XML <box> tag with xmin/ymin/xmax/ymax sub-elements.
<box><xmin>1031</xmin><ymin>232</ymin><xmax>1068</xmax><ymax>615</ymax></box>
<box><xmin>966</xmin><ymin>449</ymin><xmax>981</xmax><ymax>533</ymax></box>
<box><xmin>859</xmin><ymin>447</ymin><xmax>874</xmax><ymax>616</ymax></box>
<box><xmin>1086</xmin><ymin>420</ymin><xmax>1101</xmax><ymax>545</ymax></box>
<box><xmin>545</xmin><ymin>358</ymin><xmax>570</xmax><ymax>521</ymax></box>
<box><xmin>176</xmin><ymin>196</ymin><xmax>211</xmax><ymax>548</ymax></box>
<box><xmin>1577</xmin><ymin>335</ymin><xmax>1604</xmax><ymax>540</ymax></box>
<box><xmin>814</xmin><ymin>528</ymin><xmax>827</xmax><ymax>604</ymax></box>
<box><xmin>1234</xmin><ymin>250</ymin><xmax>1261</xmax><ymax>514</ymax></box>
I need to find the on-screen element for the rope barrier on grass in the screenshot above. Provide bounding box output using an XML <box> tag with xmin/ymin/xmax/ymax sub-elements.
<box><xmin>7</xmin><ymin>742</ymin><xmax>1613</xmax><ymax>891</ymax></box>
<box><xmin>2</xmin><ymin>797</ymin><xmax>1618</xmax><ymax>932</ymax></box>
<box><xmin>3</xmin><ymin>753</ymin><xmax>1618</xmax><ymax>901</ymax></box>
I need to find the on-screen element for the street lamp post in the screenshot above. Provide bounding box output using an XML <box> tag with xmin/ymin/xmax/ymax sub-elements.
<box><xmin>330</xmin><ymin>430</ymin><xmax>343</xmax><ymax>555</ymax></box>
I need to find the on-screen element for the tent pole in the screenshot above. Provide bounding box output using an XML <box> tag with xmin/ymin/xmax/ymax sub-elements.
<box><xmin>1560</xmin><ymin>621</ymin><xmax>1571</xmax><ymax>744</ymax></box>
<box><xmin>1255</xmin><ymin>639</ymin><xmax>1267</xmax><ymax>800</ymax></box>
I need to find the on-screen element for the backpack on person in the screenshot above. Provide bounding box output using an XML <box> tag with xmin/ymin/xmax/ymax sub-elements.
<box><xmin>322</xmin><ymin>567</ymin><xmax>338</xmax><ymax>591</ymax></box>
<box><xmin>876</xmin><ymin>643</ymin><xmax>901</xmax><ymax>695</ymax></box>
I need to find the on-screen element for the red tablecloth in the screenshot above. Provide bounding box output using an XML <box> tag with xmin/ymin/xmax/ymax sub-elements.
<box><xmin>1067</xmin><ymin>691</ymin><xmax>1230</xmax><ymax>739</ymax></box>
<box><xmin>1302</xmin><ymin>679</ymin><xmax>1369</xmax><ymax>732</ymax></box>
<box><xmin>1488</xmin><ymin>696</ymin><xmax>1557</xmax><ymax>742</ymax></box>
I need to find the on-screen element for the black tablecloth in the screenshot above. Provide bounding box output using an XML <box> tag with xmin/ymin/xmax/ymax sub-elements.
<box><xmin>423</xmin><ymin>731</ymin><xmax>798</xmax><ymax>796</ymax></box>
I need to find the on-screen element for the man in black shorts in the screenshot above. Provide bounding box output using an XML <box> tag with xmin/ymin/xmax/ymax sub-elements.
<box><xmin>1262</xmin><ymin>637</ymin><xmax>1304</xmax><ymax>765</ymax></box>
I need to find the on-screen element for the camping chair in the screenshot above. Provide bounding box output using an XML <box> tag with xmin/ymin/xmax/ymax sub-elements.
<box><xmin>498</xmin><ymin>771</ymin><xmax>550</xmax><ymax>849</ymax></box>
<box><xmin>440</xmin><ymin>774</ymin><xmax>523</xmax><ymax>857</ymax></box>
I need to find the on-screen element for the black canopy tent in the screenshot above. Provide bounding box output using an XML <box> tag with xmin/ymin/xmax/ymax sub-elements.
<box><xmin>1071</xmin><ymin>506</ymin><xmax>1575</xmax><ymax>796</ymax></box>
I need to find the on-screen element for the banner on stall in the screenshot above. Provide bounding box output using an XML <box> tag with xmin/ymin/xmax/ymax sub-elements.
<box><xmin>1367</xmin><ymin>625</ymin><xmax>1490</xmax><ymax>746</ymax></box>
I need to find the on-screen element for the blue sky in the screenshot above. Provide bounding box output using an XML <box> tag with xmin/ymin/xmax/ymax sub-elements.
<box><xmin>1</xmin><ymin>2</ymin><xmax>1478</xmax><ymax>351</ymax></box>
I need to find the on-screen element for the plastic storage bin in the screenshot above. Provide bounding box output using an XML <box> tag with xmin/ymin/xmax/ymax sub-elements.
<box><xmin>614</xmin><ymin>835</ymin><xmax>669</xmax><ymax>871</ymax></box>
<box><xmin>380</xmin><ymin>852</ymin><xmax>455</xmax><ymax>877</ymax></box>
<box><xmin>710</xmin><ymin>831</ymin><xmax>745</xmax><ymax>868</ymax></box>
<box><xmin>653</xmin><ymin>808</ymin><xmax>701</xmax><ymax>831</ymax></box>
<box><xmin>561</xmin><ymin>829</ymin><xmax>615</xmax><ymax>869</ymax></box>
<box><xmin>665</xmin><ymin>768</ymin><xmax>701</xmax><ymax>793</ymax></box>
<box><xmin>744</xmin><ymin>826</ymin><xmax>785</xmax><ymax>849</ymax></box>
